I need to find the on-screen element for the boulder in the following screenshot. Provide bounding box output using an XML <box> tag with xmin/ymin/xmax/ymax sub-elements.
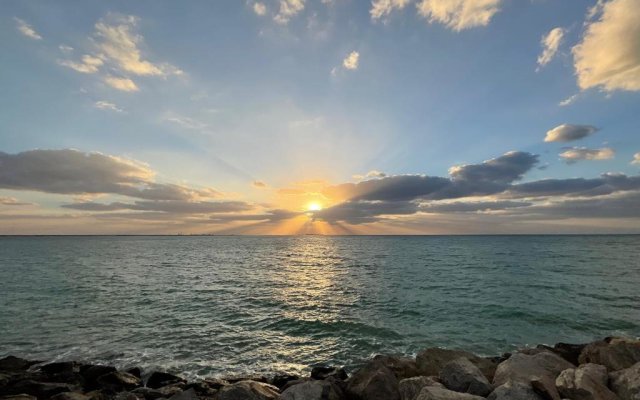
<box><xmin>399</xmin><ymin>376</ymin><xmax>443</xmax><ymax>400</ymax></box>
<box><xmin>202</xmin><ymin>377</ymin><xmax>229</xmax><ymax>390</ymax></box>
<box><xmin>416</xmin><ymin>348</ymin><xmax>497</xmax><ymax>381</ymax></box>
<box><xmin>415</xmin><ymin>386</ymin><xmax>485</xmax><ymax>400</ymax></box>
<box><xmin>6</xmin><ymin>380</ymin><xmax>73</xmax><ymax>399</ymax></box>
<box><xmin>145</xmin><ymin>371</ymin><xmax>186</xmax><ymax>389</ymax></box>
<box><xmin>439</xmin><ymin>357</ymin><xmax>492</xmax><ymax>396</ymax></box>
<box><xmin>345</xmin><ymin>362</ymin><xmax>399</xmax><ymax>400</ymax></box>
<box><xmin>96</xmin><ymin>371</ymin><xmax>141</xmax><ymax>392</ymax></box>
<box><xmin>493</xmin><ymin>351</ymin><xmax>574</xmax><ymax>387</ymax></box>
<box><xmin>168</xmin><ymin>388</ymin><xmax>198</xmax><ymax>400</ymax></box>
<box><xmin>155</xmin><ymin>383</ymin><xmax>186</xmax><ymax>398</ymax></box>
<box><xmin>556</xmin><ymin>363</ymin><xmax>618</xmax><ymax>400</ymax></box>
<box><xmin>79</xmin><ymin>365</ymin><xmax>117</xmax><ymax>388</ymax></box>
<box><xmin>50</xmin><ymin>393</ymin><xmax>91</xmax><ymax>400</ymax></box>
<box><xmin>0</xmin><ymin>357</ymin><xmax>38</xmax><ymax>372</ymax></box>
<box><xmin>41</xmin><ymin>362</ymin><xmax>78</xmax><ymax>375</ymax></box>
<box><xmin>609</xmin><ymin>362</ymin><xmax>640</xmax><ymax>400</ymax></box>
<box><xmin>130</xmin><ymin>387</ymin><xmax>165</xmax><ymax>400</ymax></box>
<box><xmin>530</xmin><ymin>375</ymin><xmax>561</xmax><ymax>400</ymax></box>
<box><xmin>125</xmin><ymin>368</ymin><xmax>142</xmax><ymax>379</ymax></box>
<box><xmin>111</xmin><ymin>393</ymin><xmax>140</xmax><ymax>400</ymax></box>
<box><xmin>281</xmin><ymin>380</ymin><xmax>344</xmax><ymax>400</ymax></box>
<box><xmin>372</xmin><ymin>355</ymin><xmax>419</xmax><ymax>380</ymax></box>
<box><xmin>579</xmin><ymin>338</ymin><xmax>640</xmax><ymax>371</ymax></box>
<box><xmin>0</xmin><ymin>396</ymin><xmax>38</xmax><ymax>400</ymax></box>
<box><xmin>271</xmin><ymin>374</ymin><xmax>301</xmax><ymax>390</ymax></box>
<box><xmin>488</xmin><ymin>380</ymin><xmax>545</xmax><ymax>400</ymax></box>
<box><xmin>551</xmin><ymin>343</ymin><xmax>587</xmax><ymax>366</ymax></box>
<box><xmin>310</xmin><ymin>366</ymin><xmax>348</xmax><ymax>381</ymax></box>
<box><xmin>216</xmin><ymin>380</ymin><xmax>280</xmax><ymax>400</ymax></box>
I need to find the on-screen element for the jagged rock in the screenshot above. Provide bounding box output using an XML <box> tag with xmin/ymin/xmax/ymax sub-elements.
<box><xmin>552</xmin><ymin>343</ymin><xmax>587</xmax><ymax>366</ymax></box>
<box><xmin>145</xmin><ymin>372</ymin><xmax>186</xmax><ymax>389</ymax></box>
<box><xmin>609</xmin><ymin>362</ymin><xmax>640</xmax><ymax>400</ymax></box>
<box><xmin>79</xmin><ymin>365</ymin><xmax>117</xmax><ymax>387</ymax></box>
<box><xmin>416</xmin><ymin>348</ymin><xmax>497</xmax><ymax>381</ymax></box>
<box><xmin>281</xmin><ymin>380</ymin><xmax>344</xmax><ymax>400</ymax></box>
<box><xmin>155</xmin><ymin>383</ymin><xmax>186</xmax><ymax>398</ymax></box>
<box><xmin>41</xmin><ymin>362</ymin><xmax>78</xmax><ymax>375</ymax></box>
<box><xmin>216</xmin><ymin>380</ymin><xmax>280</xmax><ymax>400</ymax></box>
<box><xmin>202</xmin><ymin>377</ymin><xmax>229</xmax><ymax>390</ymax></box>
<box><xmin>493</xmin><ymin>351</ymin><xmax>574</xmax><ymax>387</ymax></box>
<box><xmin>184</xmin><ymin>381</ymin><xmax>217</xmax><ymax>396</ymax></box>
<box><xmin>271</xmin><ymin>374</ymin><xmax>301</xmax><ymax>389</ymax></box>
<box><xmin>6</xmin><ymin>380</ymin><xmax>73</xmax><ymax>398</ymax></box>
<box><xmin>372</xmin><ymin>355</ymin><xmax>419</xmax><ymax>380</ymax></box>
<box><xmin>131</xmin><ymin>387</ymin><xmax>165</xmax><ymax>400</ymax></box>
<box><xmin>488</xmin><ymin>380</ymin><xmax>545</xmax><ymax>400</ymax></box>
<box><xmin>50</xmin><ymin>392</ymin><xmax>91</xmax><ymax>400</ymax></box>
<box><xmin>0</xmin><ymin>357</ymin><xmax>38</xmax><ymax>372</ymax></box>
<box><xmin>439</xmin><ymin>357</ymin><xmax>492</xmax><ymax>397</ymax></box>
<box><xmin>125</xmin><ymin>368</ymin><xmax>142</xmax><ymax>379</ymax></box>
<box><xmin>531</xmin><ymin>375</ymin><xmax>561</xmax><ymax>400</ymax></box>
<box><xmin>168</xmin><ymin>388</ymin><xmax>198</xmax><ymax>400</ymax></box>
<box><xmin>96</xmin><ymin>371</ymin><xmax>141</xmax><ymax>391</ymax></box>
<box><xmin>556</xmin><ymin>363</ymin><xmax>618</xmax><ymax>400</ymax></box>
<box><xmin>346</xmin><ymin>362</ymin><xmax>399</xmax><ymax>400</ymax></box>
<box><xmin>310</xmin><ymin>366</ymin><xmax>348</xmax><ymax>381</ymax></box>
<box><xmin>399</xmin><ymin>376</ymin><xmax>443</xmax><ymax>400</ymax></box>
<box><xmin>579</xmin><ymin>338</ymin><xmax>640</xmax><ymax>371</ymax></box>
<box><xmin>416</xmin><ymin>386</ymin><xmax>485</xmax><ymax>400</ymax></box>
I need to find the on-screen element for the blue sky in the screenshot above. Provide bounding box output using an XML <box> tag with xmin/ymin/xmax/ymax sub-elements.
<box><xmin>1</xmin><ymin>0</ymin><xmax>639</xmax><ymax>234</ymax></box>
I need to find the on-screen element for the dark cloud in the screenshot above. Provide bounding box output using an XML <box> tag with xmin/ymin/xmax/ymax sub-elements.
<box><xmin>252</xmin><ymin>180</ymin><xmax>267</xmax><ymax>188</ymax></box>
<box><xmin>324</xmin><ymin>175</ymin><xmax>450</xmax><ymax>201</ymax></box>
<box><xmin>62</xmin><ymin>200</ymin><xmax>253</xmax><ymax>214</ymax></box>
<box><xmin>544</xmin><ymin>124</ymin><xmax>598</xmax><ymax>142</ymax></box>
<box><xmin>422</xmin><ymin>200</ymin><xmax>531</xmax><ymax>213</ymax></box>
<box><xmin>508</xmin><ymin>173</ymin><xmax>640</xmax><ymax>197</ymax></box>
<box><xmin>448</xmin><ymin>151</ymin><xmax>539</xmax><ymax>184</ymax></box>
<box><xmin>314</xmin><ymin>200</ymin><xmax>419</xmax><ymax>224</ymax></box>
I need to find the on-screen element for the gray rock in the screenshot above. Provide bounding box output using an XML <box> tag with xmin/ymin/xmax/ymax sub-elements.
<box><xmin>415</xmin><ymin>386</ymin><xmax>485</xmax><ymax>400</ymax></box>
<box><xmin>531</xmin><ymin>375</ymin><xmax>561</xmax><ymax>400</ymax></box>
<box><xmin>556</xmin><ymin>363</ymin><xmax>618</xmax><ymax>400</ymax></box>
<box><xmin>439</xmin><ymin>357</ymin><xmax>492</xmax><ymax>396</ymax></box>
<box><xmin>216</xmin><ymin>380</ymin><xmax>280</xmax><ymax>400</ymax></box>
<box><xmin>167</xmin><ymin>388</ymin><xmax>198</xmax><ymax>400</ymax></box>
<box><xmin>488</xmin><ymin>380</ymin><xmax>545</xmax><ymax>400</ymax></box>
<box><xmin>281</xmin><ymin>380</ymin><xmax>344</xmax><ymax>400</ymax></box>
<box><xmin>345</xmin><ymin>362</ymin><xmax>399</xmax><ymax>400</ymax></box>
<box><xmin>399</xmin><ymin>376</ymin><xmax>443</xmax><ymax>400</ymax></box>
<box><xmin>579</xmin><ymin>338</ymin><xmax>640</xmax><ymax>372</ymax></box>
<box><xmin>416</xmin><ymin>348</ymin><xmax>497</xmax><ymax>381</ymax></box>
<box><xmin>493</xmin><ymin>351</ymin><xmax>574</xmax><ymax>387</ymax></box>
<box><xmin>610</xmin><ymin>362</ymin><xmax>640</xmax><ymax>400</ymax></box>
<box><xmin>372</xmin><ymin>355</ymin><xmax>419</xmax><ymax>380</ymax></box>
<box><xmin>310</xmin><ymin>366</ymin><xmax>347</xmax><ymax>381</ymax></box>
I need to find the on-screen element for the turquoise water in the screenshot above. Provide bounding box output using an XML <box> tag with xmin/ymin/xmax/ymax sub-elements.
<box><xmin>1</xmin><ymin>235</ymin><xmax>639</xmax><ymax>378</ymax></box>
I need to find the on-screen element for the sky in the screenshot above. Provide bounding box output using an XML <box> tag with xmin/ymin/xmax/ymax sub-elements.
<box><xmin>1</xmin><ymin>0</ymin><xmax>639</xmax><ymax>234</ymax></box>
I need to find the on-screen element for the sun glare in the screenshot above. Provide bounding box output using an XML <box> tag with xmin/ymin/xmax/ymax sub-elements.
<box><xmin>307</xmin><ymin>202</ymin><xmax>322</xmax><ymax>211</ymax></box>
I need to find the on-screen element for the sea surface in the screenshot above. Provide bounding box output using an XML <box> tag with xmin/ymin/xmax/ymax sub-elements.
<box><xmin>1</xmin><ymin>235</ymin><xmax>639</xmax><ymax>378</ymax></box>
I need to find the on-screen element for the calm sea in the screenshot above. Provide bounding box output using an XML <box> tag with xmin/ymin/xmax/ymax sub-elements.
<box><xmin>1</xmin><ymin>235</ymin><xmax>639</xmax><ymax>378</ymax></box>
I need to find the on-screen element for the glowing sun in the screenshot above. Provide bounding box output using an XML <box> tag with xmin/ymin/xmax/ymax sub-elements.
<box><xmin>307</xmin><ymin>202</ymin><xmax>322</xmax><ymax>211</ymax></box>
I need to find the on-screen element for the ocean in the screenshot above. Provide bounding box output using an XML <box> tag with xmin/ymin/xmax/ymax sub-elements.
<box><xmin>1</xmin><ymin>235</ymin><xmax>638</xmax><ymax>378</ymax></box>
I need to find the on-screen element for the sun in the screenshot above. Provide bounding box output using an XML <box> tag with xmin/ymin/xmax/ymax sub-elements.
<box><xmin>307</xmin><ymin>202</ymin><xmax>322</xmax><ymax>212</ymax></box>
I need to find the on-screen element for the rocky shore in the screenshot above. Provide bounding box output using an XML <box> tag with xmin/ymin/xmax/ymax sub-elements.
<box><xmin>1</xmin><ymin>336</ymin><xmax>639</xmax><ymax>400</ymax></box>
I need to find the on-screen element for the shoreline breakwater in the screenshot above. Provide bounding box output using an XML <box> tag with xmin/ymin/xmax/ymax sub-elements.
<box><xmin>2</xmin><ymin>336</ymin><xmax>640</xmax><ymax>400</ymax></box>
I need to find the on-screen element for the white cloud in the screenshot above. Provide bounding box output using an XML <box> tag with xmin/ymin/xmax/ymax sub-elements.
<box><xmin>416</xmin><ymin>0</ymin><xmax>503</xmax><ymax>31</ymax></box>
<box><xmin>370</xmin><ymin>0</ymin><xmax>412</xmax><ymax>20</ymax></box>
<box><xmin>253</xmin><ymin>2</ymin><xmax>267</xmax><ymax>16</ymax></box>
<box><xmin>573</xmin><ymin>0</ymin><xmax>640</xmax><ymax>92</ymax></box>
<box><xmin>559</xmin><ymin>147</ymin><xmax>615</xmax><ymax>163</ymax></box>
<box><xmin>104</xmin><ymin>76</ymin><xmax>139</xmax><ymax>92</ymax></box>
<box><xmin>537</xmin><ymin>27</ymin><xmax>564</xmax><ymax>70</ymax></box>
<box><xmin>59</xmin><ymin>45</ymin><xmax>74</xmax><ymax>54</ymax></box>
<box><xmin>544</xmin><ymin>124</ymin><xmax>598</xmax><ymax>143</ymax></box>
<box><xmin>58</xmin><ymin>55</ymin><xmax>104</xmax><ymax>74</ymax></box>
<box><xmin>353</xmin><ymin>170</ymin><xmax>387</xmax><ymax>180</ymax></box>
<box><xmin>94</xmin><ymin>101</ymin><xmax>124</xmax><ymax>113</ymax></box>
<box><xmin>558</xmin><ymin>94</ymin><xmax>578</xmax><ymax>107</ymax></box>
<box><xmin>14</xmin><ymin>17</ymin><xmax>42</xmax><ymax>40</ymax></box>
<box><xmin>274</xmin><ymin>0</ymin><xmax>305</xmax><ymax>24</ymax></box>
<box><xmin>343</xmin><ymin>51</ymin><xmax>360</xmax><ymax>70</ymax></box>
<box><xmin>632</xmin><ymin>153</ymin><xmax>640</xmax><ymax>165</ymax></box>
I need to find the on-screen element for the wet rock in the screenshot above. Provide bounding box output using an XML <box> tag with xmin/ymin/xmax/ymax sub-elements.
<box><xmin>145</xmin><ymin>372</ymin><xmax>186</xmax><ymax>389</ymax></box>
<box><xmin>552</xmin><ymin>343</ymin><xmax>587</xmax><ymax>366</ymax></box>
<box><xmin>488</xmin><ymin>380</ymin><xmax>545</xmax><ymax>400</ymax></box>
<box><xmin>202</xmin><ymin>377</ymin><xmax>229</xmax><ymax>390</ymax></box>
<box><xmin>416</xmin><ymin>348</ymin><xmax>497</xmax><ymax>381</ymax></box>
<box><xmin>530</xmin><ymin>375</ymin><xmax>561</xmax><ymax>400</ymax></box>
<box><xmin>224</xmin><ymin>375</ymin><xmax>268</xmax><ymax>384</ymax></box>
<box><xmin>41</xmin><ymin>363</ymin><xmax>78</xmax><ymax>375</ymax></box>
<box><xmin>6</xmin><ymin>380</ymin><xmax>73</xmax><ymax>399</ymax></box>
<box><xmin>168</xmin><ymin>388</ymin><xmax>198</xmax><ymax>400</ymax></box>
<box><xmin>0</xmin><ymin>395</ymin><xmax>38</xmax><ymax>400</ymax></box>
<box><xmin>125</xmin><ymin>368</ymin><xmax>142</xmax><ymax>379</ymax></box>
<box><xmin>271</xmin><ymin>373</ymin><xmax>301</xmax><ymax>390</ymax></box>
<box><xmin>579</xmin><ymin>338</ymin><xmax>640</xmax><ymax>371</ymax></box>
<box><xmin>556</xmin><ymin>363</ymin><xmax>618</xmax><ymax>400</ymax></box>
<box><xmin>79</xmin><ymin>365</ymin><xmax>117</xmax><ymax>388</ymax></box>
<box><xmin>415</xmin><ymin>386</ymin><xmax>485</xmax><ymax>400</ymax></box>
<box><xmin>216</xmin><ymin>380</ymin><xmax>280</xmax><ymax>400</ymax></box>
<box><xmin>310</xmin><ymin>366</ymin><xmax>348</xmax><ymax>381</ymax></box>
<box><xmin>155</xmin><ymin>383</ymin><xmax>186</xmax><ymax>398</ymax></box>
<box><xmin>492</xmin><ymin>351</ymin><xmax>574</xmax><ymax>387</ymax></box>
<box><xmin>131</xmin><ymin>387</ymin><xmax>165</xmax><ymax>400</ymax></box>
<box><xmin>609</xmin><ymin>362</ymin><xmax>640</xmax><ymax>400</ymax></box>
<box><xmin>372</xmin><ymin>355</ymin><xmax>419</xmax><ymax>380</ymax></box>
<box><xmin>281</xmin><ymin>380</ymin><xmax>344</xmax><ymax>400</ymax></box>
<box><xmin>399</xmin><ymin>376</ymin><xmax>443</xmax><ymax>400</ymax></box>
<box><xmin>96</xmin><ymin>371</ymin><xmax>141</xmax><ymax>392</ymax></box>
<box><xmin>50</xmin><ymin>392</ymin><xmax>91</xmax><ymax>400</ymax></box>
<box><xmin>0</xmin><ymin>357</ymin><xmax>38</xmax><ymax>372</ymax></box>
<box><xmin>346</xmin><ymin>362</ymin><xmax>399</xmax><ymax>400</ymax></box>
<box><xmin>111</xmin><ymin>392</ymin><xmax>140</xmax><ymax>400</ymax></box>
<box><xmin>439</xmin><ymin>357</ymin><xmax>492</xmax><ymax>397</ymax></box>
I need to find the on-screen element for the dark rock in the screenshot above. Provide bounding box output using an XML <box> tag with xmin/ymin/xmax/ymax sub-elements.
<box><xmin>399</xmin><ymin>376</ymin><xmax>443</xmax><ymax>400</ymax></box>
<box><xmin>608</xmin><ymin>362</ymin><xmax>640</xmax><ymax>400</ymax></box>
<box><xmin>96</xmin><ymin>371</ymin><xmax>141</xmax><ymax>392</ymax></box>
<box><xmin>282</xmin><ymin>379</ymin><xmax>311</xmax><ymax>392</ymax></box>
<box><xmin>0</xmin><ymin>357</ymin><xmax>38</xmax><ymax>372</ymax></box>
<box><xmin>155</xmin><ymin>383</ymin><xmax>186</xmax><ymax>398</ymax></box>
<box><xmin>416</xmin><ymin>348</ymin><xmax>497</xmax><ymax>381</ymax></box>
<box><xmin>439</xmin><ymin>358</ymin><xmax>492</xmax><ymax>397</ymax></box>
<box><xmin>346</xmin><ymin>362</ymin><xmax>399</xmax><ymax>400</ymax></box>
<box><xmin>145</xmin><ymin>372</ymin><xmax>185</xmax><ymax>389</ymax></box>
<box><xmin>310</xmin><ymin>366</ymin><xmax>348</xmax><ymax>381</ymax></box>
<box><xmin>552</xmin><ymin>342</ymin><xmax>587</xmax><ymax>366</ymax></box>
<box><xmin>556</xmin><ymin>363</ymin><xmax>617</xmax><ymax>400</ymax></box>
<box><xmin>281</xmin><ymin>380</ymin><xmax>344</xmax><ymax>400</ymax></box>
<box><xmin>492</xmin><ymin>351</ymin><xmax>574</xmax><ymax>387</ymax></box>
<box><xmin>530</xmin><ymin>375</ymin><xmax>561</xmax><ymax>400</ymax></box>
<box><xmin>131</xmin><ymin>387</ymin><xmax>165</xmax><ymax>400</ymax></box>
<box><xmin>111</xmin><ymin>393</ymin><xmax>140</xmax><ymax>400</ymax></box>
<box><xmin>579</xmin><ymin>338</ymin><xmax>640</xmax><ymax>371</ymax></box>
<box><xmin>50</xmin><ymin>392</ymin><xmax>91</xmax><ymax>400</ymax></box>
<box><xmin>216</xmin><ymin>380</ymin><xmax>280</xmax><ymax>400</ymax></box>
<box><xmin>125</xmin><ymin>368</ymin><xmax>142</xmax><ymax>379</ymax></box>
<box><xmin>0</xmin><ymin>396</ymin><xmax>38</xmax><ymax>400</ymax></box>
<box><xmin>41</xmin><ymin>363</ymin><xmax>78</xmax><ymax>375</ymax></box>
<box><xmin>372</xmin><ymin>355</ymin><xmax>419</xmax><ymax>380</ymax></box>
<box><xmin>184</xmin><ymin>381</ymin><xmax>217</xmax><ymax>396</ymax></box>
<box><xmin>415</xmin><ymin>386</ymin><xmax>484</xmax><ymax>400</ymax></box>
<box><xmin>488</xmin><ymin>381</ymin><xmax>545</xmax><ymax>400</ymax></box>
<box><xmin>79</xmin><ymin>365</ymin><xmax>117</xmax><ymax>388</ymax></box>
<box><xmin>202</xmin><ymin>377</ymin><xmax>229</xmax><ymax>390</ymax></box>
<box><xmin>224</xmin><ymin>375</ymin><xmax>268</xmax><ymax>384</ymax></box>
<box><xmin>6</xmin><ymin>380</ymin><xmax>73</xmax><ymax>399</ymax></box>
<box><xmin>167</xmin><ymin>388</ymin><xmax>198</xmax><ymax>400</ymax></box>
